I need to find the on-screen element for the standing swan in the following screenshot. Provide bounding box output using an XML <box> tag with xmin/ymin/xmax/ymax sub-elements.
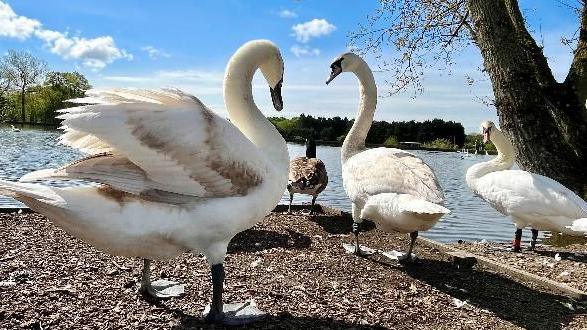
<box><xmin>0</xmin><ymin>40</ymin><xmax>289</xmax><ymax>324</ymax></box>
<box><xmin>287</xmin><ymin>137</ymin><xmax>328</xmax><ymax>214</ymax></box>
<box><xmin>326</xmin><ymin>53</ymin><xmax>449</xmax><ymax>262</ymax></box>
<box><xmin>466</xmin><ymin>121</ymin><xmax>587</xmax><ymax>251</ymax></box>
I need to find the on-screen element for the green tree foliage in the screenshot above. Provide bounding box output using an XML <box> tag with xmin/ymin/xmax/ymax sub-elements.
<box><xmin>0</xmin><ymin>68</ymin><xmax>90</xmax><ymax>125</ymax></box>
<box><xmin>0</xmin><ymin>50</ymin><xmax>47</xmax><ymax>122</ymax></box>
<box><xmin>384</xmin><ymin>136</ymin><xmax>399</xmax><ymax>147</ymax></box>
<box><xmin>422</xmin><ymin>138</ymin><xmax>455</xmax><ymax>150</ymax></box>
<box><xmin>464</xmin><ymin>133</ymin><xmax>496</xmax><ymax>151</ymax></box>
<box><xmin>269</xmin><ymin>114</ymin><xmax>466</xmax><ymax>146</ymax></box>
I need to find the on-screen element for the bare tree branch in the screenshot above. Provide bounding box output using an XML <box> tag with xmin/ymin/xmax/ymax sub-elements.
<box><xmin>349</xmin><ymin>0</ymin><xmax>471</xmax><ymax>96</ymax></box>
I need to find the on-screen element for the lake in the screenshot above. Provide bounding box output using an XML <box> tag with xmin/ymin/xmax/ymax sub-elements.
<box><xmin>0</xmin><ymin>124</ymin><xmax>519</xmax><ymax>243</ymax></box>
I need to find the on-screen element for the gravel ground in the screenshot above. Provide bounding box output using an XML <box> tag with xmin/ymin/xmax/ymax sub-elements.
<box><xmin>0</xmin><ymin>208</ymin><xmax>585</xmax><ymax>329</ymax></box>
<box><xmin>454</xmin><ymin>241</ymin><xmax>587</xmax><ymax>293</ymax></box>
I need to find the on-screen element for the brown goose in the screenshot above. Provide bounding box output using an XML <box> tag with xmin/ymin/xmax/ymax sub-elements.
<box><xmin>287</xmin><ymin>138</ymin><xmax>328</xmax><ymax>214</ymax></box>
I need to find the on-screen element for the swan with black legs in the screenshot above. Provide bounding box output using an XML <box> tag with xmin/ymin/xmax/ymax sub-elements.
<box><xmin>326</xmin><ymin>53</ymin><xmax>449</xmax><ymax>263</ymax></box>
<box><xmin>0</xmin><ymin>40</ymin><xmax>289</xmax><ymax>324</ymax></box>
<box><xmin>466</xmin><ymin>121</ymin><xmax>587</xmax><ymax>251</ymax></box>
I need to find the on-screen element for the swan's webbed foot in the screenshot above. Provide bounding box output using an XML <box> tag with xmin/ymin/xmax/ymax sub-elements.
<box><xmin>398</xmin><ymin>252</ymin><xmax>415</xmax><ymax>264</ymax></box>
<box><xmin>383</xmin><ymin>232</ymin><xmax>418</xmax><ymax>264</ymax></box>
<box><xmin>204</xmin><ymin>301</ymin><xmax>266</xmax><ymax>325</ymax></box>
<box><xmin>140</xmin><ymin>279</ymin><xmax>185</xmax><ymax>299</ymax></box>
<box><xmin>342</xmin><ymin>222</ymin><xmax>375</xmax><ymax>256</ymax></box>
<box><xmin>204</xmin><ymin>263</ymin><xmax>266</xmax><ymax>325</ymax></box>
<box><xmin>139</xmin><ymin>259</ymin><xmax>185</xmax><ymax>299</ymax></box>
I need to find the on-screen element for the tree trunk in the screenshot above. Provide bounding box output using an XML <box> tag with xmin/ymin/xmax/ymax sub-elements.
<box><xmin>468</xmin><ymin>0</ymin><xmax>587</xmax><ymax>199</ymax></box>
<box><xmin>20</xmin><ymin>86</ymin><xmax>25</xmax><ymax>123</ymax></box>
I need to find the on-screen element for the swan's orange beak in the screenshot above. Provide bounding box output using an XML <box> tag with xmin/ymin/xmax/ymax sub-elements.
<box><xmin>482</xmin><ymin>127</ymin><xmax>491</xmax><ymax>143</ymax></box>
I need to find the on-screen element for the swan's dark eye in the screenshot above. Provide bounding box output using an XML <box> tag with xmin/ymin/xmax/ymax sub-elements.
<box><xmin>330</xmin><ymin>58</ymin><xmax>343</xmax><ymax>70</ymax></box>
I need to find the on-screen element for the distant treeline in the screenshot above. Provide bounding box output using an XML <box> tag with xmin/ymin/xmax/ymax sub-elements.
<box><xmin>269</xmin><ymin>114</ymin><xmax>466</xmax><ymax>147</ymax></box>
<box><xmin>0</xmin><ymin>50</ymin><xmax>90</xmax><ymax>125</ymax></box>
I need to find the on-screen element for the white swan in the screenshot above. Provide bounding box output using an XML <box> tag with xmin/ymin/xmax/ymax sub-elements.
<box><xmin>287</xmin><ymin>138</ymin><xmax>328</xmax><ymax>214</ymax></box>
<box><xmin>569</xmin><ymin>219</ymin><xmax>587</xmax><ymax>235</ymax></box>
<box><xmin>326</xmin><ymin>53</ymin><xmax>449</xmax><ymax>262</ymax></box>
<box><xmin>0</xmin><ymin>40</ymin><xmax>289</xmax><ymax>324</ymax></box>
<box><xmin>11</xmin><ymin>125</ymin><xmax>21</xmax><ymax>132</ymax></box>
<box><xmin>466</xmin><ymin>121</ymin><xmax>587</xmax><ymax>251</ymax></box>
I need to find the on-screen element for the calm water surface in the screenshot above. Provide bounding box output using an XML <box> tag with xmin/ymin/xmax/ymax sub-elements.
<box><xmin>0</xmin><ymin>124</ymin><xmax>520</xmax><ymax>243</ymax></box>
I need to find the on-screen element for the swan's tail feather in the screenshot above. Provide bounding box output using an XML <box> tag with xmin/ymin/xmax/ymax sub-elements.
<box><xmin>568</xmin><ymin>218</ymin><xmax>587</xmax><ymax>233</ymax></box>
<box><xmin>0</xmin><ymin>179</ymin><xmax>65</xmax><ymax>207</ymax></box>
<box><xmin>19</xmin><ymin>169</ymin><xmax>61</xmax><ymax>182</ymax></box>
<box><xmin>361</xmin><ymin>193</ymin><xmax>450</xmax><ymax>232</ymax></box>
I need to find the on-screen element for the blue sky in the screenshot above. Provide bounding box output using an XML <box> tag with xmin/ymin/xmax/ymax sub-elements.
<box><xmin>0</xmin><ymin>0</ymin><xmax>580</xmax><ymax>132</ymax></box>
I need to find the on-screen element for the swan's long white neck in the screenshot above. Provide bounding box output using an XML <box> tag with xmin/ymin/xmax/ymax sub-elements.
<box><xmin>342</xmin><ymin>59</ymin><xmax>377</xmax><ymax>163</ymax></box>
<box><xmin>223</xmin><ymin>44</ymin><xmax>288</xmax><ymax>174</ymax></box>
<box><xmin>466</xmin><ymin>127</ymin><xmax>515</xmax><ymax>186</ymax></box>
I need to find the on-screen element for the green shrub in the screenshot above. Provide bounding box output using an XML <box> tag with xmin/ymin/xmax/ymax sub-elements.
<box><xmin>422</xmin><ymin>138</ymin><xmax>454</xmax><ymax>150</ymax></box>
<box><xmin>384</xmin><ymin>136</ymin><xmax>399</xmax><ymax>147</ymax></box>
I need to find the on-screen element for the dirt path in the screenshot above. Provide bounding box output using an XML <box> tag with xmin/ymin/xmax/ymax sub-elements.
<box><xmin>0</xmin><ymin>210</ymin><xmax>585</xmax><ymax>329</ymax></box>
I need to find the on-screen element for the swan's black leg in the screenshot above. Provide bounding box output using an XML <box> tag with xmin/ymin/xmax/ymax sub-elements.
<box><xmin>352</xmin><ymin>222</ymin><xmax>362</xmax><ymax>255</ymax></box>
<box><xmin>206</xmin><ymin>263</ymin><xmax>225</xmax><ymax>323</ymax></box>
<box><xmin>512</xmin><ymin>228</ymin><xmax>522</xmax><ymax>252</ymax></box>
<box><xmin>309</xmin><ymin>195</ymin><xmax>317</xmax><ymax>215</ymax></box>
<box><xmin>287</xmin><ymin>193</ymin><xmax>293</xmax><ymax>214</ymax></box>
<box><xmin>528</xmin><ymin>229</ymin><xmax>539</xmax><ymax>251</ymax></box>
<box><xmin>399</xmin><ymin>231</ymin><xmax>418</xmax><ymax>264</ymax></box>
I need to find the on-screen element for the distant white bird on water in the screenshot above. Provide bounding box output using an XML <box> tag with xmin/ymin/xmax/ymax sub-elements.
<box><xmin>326</xmin><ymin>52</ymin><xmax>449</xmax><ymax>263</ymax></box>
<box><xmin>466</xmin><ymin>121</ymin><xmax>587</xmax><ymax>251</ymax></box>
<box><xmin>11</xmin><ymin>125</ymin><xmax>21</xmax><ymax>132</ymax></box>
<box><xmin>0</xmin><ymin>40</ymin><xmax>289</xmax><ymax>324</ymax></box>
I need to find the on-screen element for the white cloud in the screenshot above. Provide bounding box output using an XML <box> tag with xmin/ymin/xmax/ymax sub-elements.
<box><xmin>0</xmin><ymin>1</ymin><xmax>131</xmax><ymax>70</ymax></box>
<box><xmin>291</xmin><ymin>18</ymin><xmax>336</xmax><ymax>43</ymax></box>
<box><xmin>36</xmin><ymin>30</ymin><xmax>132</xmax><ymax>70</ymax></box>
<box><xmin>0</xmin><ymin>2</ymin><xmax>41</xmax><ymax>39</ymax></box>
<box><xmin>141</xmin><ymin>46</ymin><xmax>171</xmax><ymax>60</ymax></box>
<box><xmin>278</xmin><ymin>9</ymin><xmax>298</xmax><ymax>18</ymax></box>
<box><xmin>291</xmin><ymin>44</ymin><xmax>320</xmax><ymax>57</ymax></box>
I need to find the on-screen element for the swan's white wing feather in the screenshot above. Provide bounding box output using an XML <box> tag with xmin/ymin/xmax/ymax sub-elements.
<box><xmin>52</xmin><ymin>89</ymin><xmax>269</xmax><ymax>198</ymax></box>
<box><xmin>343</xmin><ymin>148</ymin><xmax>444</xmax><ymax>204</ymax></box>
<box><xmin>474</xmin><ymin>170</ymin><xmax>587</xmax><ymax>219</ymax></box>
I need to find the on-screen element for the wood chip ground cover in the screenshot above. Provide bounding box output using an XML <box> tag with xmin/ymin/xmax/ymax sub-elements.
<box><xmin>455</xmin><ymin>241</ymin><xmax>587</xmax><ymax>293</ymax></box>
<box><xmin>0</xmin><ymin>210</ymin><xmax>585</xmax><ymax>329</ymax></box>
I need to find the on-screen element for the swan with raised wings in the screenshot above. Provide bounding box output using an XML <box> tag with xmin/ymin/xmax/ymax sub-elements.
<box><xmin>287</xmin><ymin>138</ymin><xmax>328</xmax><ymax>214</ymax></box>
<box><xmin>466</xmin><ymin>121</ymin><xmax>587</xmax><ymax>251</ymax></box>
<box><xmin>326</xmin><ymin>53</ymin><xmax>449</xmax><ymax>262</ymax></box>
<box><xmin>0</xmin><ymin>40</ymin><xmax>289</xmax><ymax>324</ymax></box>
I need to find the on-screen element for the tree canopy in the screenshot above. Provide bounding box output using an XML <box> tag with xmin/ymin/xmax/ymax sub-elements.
<box><xmin>269</xmin><ymin>114</ymin><xmax>465</xmax><ymax>147</ymax></box>
<box><xmin>0</xmin><ymin>50</ymin><xmax>90</xmax><ymax>125</ymax></box>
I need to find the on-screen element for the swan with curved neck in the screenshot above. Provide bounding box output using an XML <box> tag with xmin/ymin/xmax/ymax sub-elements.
<box><xmin>0</xmin><ymin>40</ymin><xmax>288</xmax><ymax>324</ymax></box>
<box><xmin>466</xmin><ymin>121</ymin><xmax>587</xmax><ymax>251</ymax></box>
<box><xmin>326</xmin><ymin>53</ymin><xmax>449</xmax><ymax>262</ymax></box>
